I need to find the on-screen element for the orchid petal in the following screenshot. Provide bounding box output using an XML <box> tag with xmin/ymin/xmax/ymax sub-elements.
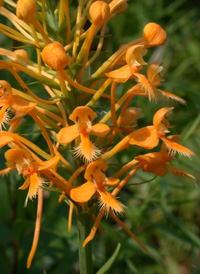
<box><xmin>84</xmin><ymin>160</ymin><xmax>108</xmax><ymax>181</ymax></box>
<box><xmin>91</xmin><ymin>123</ymin><xmax>110</xmax><ymax>137</ymax></box>
<box><xmin>133</xmin><ymin>73</ymin><xmax>158</xmax><ymax>101</ymax></box>
<box><xmin>142</xmin><ymin>162</ymin><xmax>168</xmax><ymax>176</ymax></box>
<box><xmin>161</xmin><ymin>136</ymin><xmax>194</xmax><ymax>158</ymax></box>
<box><xmin>153</xmin><ymin>107</ymin><xmax>173</xmax><ymax>134</ymax></box>
<box><xmin>69</xmin><ymin>106</ymin><xmax>97</xmax><ymax>123</ymax></box>
<box><xmin>97</xmin><ymin>188</ymin><xmax>125</xmax><ymax>214</ymax></box>
<box><xmin>147</xmin><ymin>62</ymin><xmax>164</xmax><ymax>87</ymax></box>
<box><xmin>19</xmin><ymin>177</ymin><xmax>30</xmax><ymax>190</ymax></box>
<box><xmin>129</xmin><ymin>126</ymin><xmax>159</xmax><ymax>149</ymax></box>
<box><xmin>157</xmin><ymin>89</ymin><xmax>186</xmax><ymax>104</ymax></box>
<box><xmin>70</xmin><ymin>181</ymin><xmax>96</xmax><ymax>203</ymax></box>
<box><xmin>57</xmin><ymin>125</ymin><xmax>79</xmax><ymax>144</ymax></box>
<box><xmin>0</xmin><ymin>134</ymin><xmax>14</xmax><ymax>149</ymax></box>
<box><xmin>105</xmin><ymin>65</ymin><xmax>132</xmax><ymax>83</ymax></box>
<box><xmin>28</xmin><ymin>173</ymin><xmax>40</xmax><ymax>200</ymax></box>
<box><xmin>166</xmin><ymin>164</ymin><xmax>195</xmax><ymax>179</ymax></box>
<box><xmin>106</xmin><ymin>177</ymin><xmax>120</xmax><ymax>187</ymax></box>
<box><xmin>11</xmin><ymin>95</ymin><xmax>37</xmax><ymax>112</ymax></box>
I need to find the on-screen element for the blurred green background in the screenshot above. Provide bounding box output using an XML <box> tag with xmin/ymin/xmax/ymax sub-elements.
<box><xmin>0</xmin><ymin>0</ymin><xmax>200</xmax><ymax>273</ymax></box>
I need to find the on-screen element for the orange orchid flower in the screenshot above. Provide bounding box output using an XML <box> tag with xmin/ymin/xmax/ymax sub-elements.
<box><xmin>129</xmin><ymin>107</ymin><xmax>194</xmax><ymax>157</ymax></box>
<box><xmin>0</xmin><ymin>80</ymin><xmax>36</xmax><ymax>130</ymax></box>
<box><xmin>57</xmin><ymin>106</ymin><xmax>110</xmax><ymax>162</ymax></box>
<box><xmin>70</xmin><ymin>160</ymin><xmax>125</xmax><ymax>214</ymax></box>
<box><xmin>105</xmin><ymin>44</ymin><xmax>147</xmax><ymax>83</ymax></box>
<box><xmin>1</xmin><ymin>147</ymin><xmax>60</xmax><ymax>205</ymax></box>
<box><xmin>126</xmin><ymin>62</ymin><xmax>186</xmax><ymax>103</ymax></box>
<box><xmin>101</xmin><ymin>107</ymin><xmax>194</xmax><ymax>162</ymax></box>
<box><xmin>134</xmin><ymin>136</ymin><xmax>195</xmax><ymax>179</ymax></box>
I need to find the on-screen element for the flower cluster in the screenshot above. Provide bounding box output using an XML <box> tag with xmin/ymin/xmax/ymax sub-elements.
<box><xmin>0</xmin><ymin>0</ymin><xmax>195</xmax><ymax>270</ymax></box>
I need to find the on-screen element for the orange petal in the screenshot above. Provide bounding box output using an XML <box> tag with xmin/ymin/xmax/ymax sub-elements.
<box><xmin>161</xmin><ymin>135</ymin><xmax>182</xmax><ymax>161</ymax></box>
<box><xmin>153</xmin><ymin>107</ymin><xmax>173</xmax><ymax>134</ymax></box>
<box><xmin>125</xmin><ymin>45</ymin><xmax>147</xmax><ymax>70</ymax></box>
<box><xmin>157</xmin><ymin>89</ymin><xmax>186</xmax><ymax>104</ymax></box>
<box><xmin>91</xmin><ymin>123</ymin><xmax>110</xmax><ymax>137</ymax></box>
<box><xmin>57</xmin><ymin>125</ymin><xmax>79</xmax><ymax>144</ymax></box>
<box><xmin>142</xmin><ymin>162</ymin><xmax>168</xmax><ymax>176</ymax></box>
<box><xmin>105</xmin><ymin>65</ymin><xmax>132</xmax><ymax>83</ymax></box>
<box><xmin>11</xmin><ymin>95</ymin><xmax>37</xmax><ymax>112</ymax></box>
<box><xmin>166</xmin><ymin>164</ymin><xmax>195</xmax><ymax>180</ymax></box>
<box><xmin>19</xmin><ymin>177</ymin><xmax>30</xmax><ymax>190</ymax></box>
<box><xmin>133</xmin><ymin>73</ymin><xmax>157</xmax><ymax>101</ymax></box>
<box><xmin>69</xmin><ymin>106</ymin><xmax>97</xmax><ymax>123</ymax></box>
<box><xmin>70</xmin><ymin>181</ymin><xmax>96</xmax><ymax>203</ymax></box>
<box><xmin>97</xmin><ymin>188</ymin><xmax>125</xmax><ymax>214</ymax></box>
<box><xmin>0</xmin><ymin>167</ymin><xmax>13</xmax><ymax>175</ymax></box>
<box><xmin>147</xmin><ymin>62</ymin><xmax>165</xmax><ymax>87</ymax></box>
<box><xmin>161</xmin><ymin>136</ymin><xmax>195</xmax><ymax>158</ymax></box>
<box><xmin>77</xmin><ymin>134</ymin><xmax>100</xmax><ymax>162</ymax></box>
<box><xmin>0</xmin><ymin>134</ymin><xmax>14</xmax><ymax>148</ymax></box>
<box><xmin>129</xmin><ymin>126</ymin><xmax>159</xmax><ymax>149</ymax></box>
<box><xmin>106</xmin><ymin>177</ymin><xmax>120</xmax><ymax>187</ymax></box>
<box><xmin>84</xmin><ymin>160</ymin><xmax>108</xmax><ymax>181</ymax></box>
<box><xmin>135</xmin><ymin>154</ymin><xmax>162</xmax><ymax>164</ymax></box>
<box><xmin>28</xmin><ymin>173</ymin><xmax>40</xmax><ymax>200</ymax></box>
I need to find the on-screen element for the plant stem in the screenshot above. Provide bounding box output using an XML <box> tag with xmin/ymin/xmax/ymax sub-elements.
<box><xmin>76</xmin><ymin>211</ymin><xmax>93</xmax><ymax>274</ymax></box>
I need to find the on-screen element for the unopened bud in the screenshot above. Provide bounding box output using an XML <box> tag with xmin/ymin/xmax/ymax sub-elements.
<box><xmin>89</xmin><ymin>1</ymin><xmax>110</xmax><ymax>25</ymax></box>
<box><xmin>13</xmin><ymin>49</ymin><xmax>30</xmax><ymax>72</ymax></box>
<box><xmin>16</xmin><ymin>0</ymin><xmax>37</xmax><ymax>23</ymax></box>
<box><xmin>42</xmin><ymin>42</ymin><xmax>69</xmax><ymax>71</ymax></box>
<box><xmin>122</xmin><ymin>107</ymin><xmax>143</xmax><ymax>127</ymax></box>
<box><xmin>143</xmin><ymin>22</ymin><xmax>167</xmax><ymax>47</ymax></box>
<box><xmin>14</xmin><ymin>49</ymin><xmax>30</xmax><ymax>60</ymax></box>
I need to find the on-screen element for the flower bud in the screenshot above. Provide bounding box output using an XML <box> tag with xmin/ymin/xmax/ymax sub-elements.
<box><xmin>16</xmin><ymin>0</ymin><xmax>37</xmax><ymax>23</ymax></box>
<box><xmin>121</xmin><ymin>107</ymin><xmax>143</xmax><ymax>127</ymax></box>
<box><xmin>89</xmin><ymin>1</ymin><xmax>110</xmax><ymax>25</ymax></box>
<box><xmin>143</xmin><ymin>22</ymin><xmax>167</xmax><ymax>47</ymax></box>
<box><xmin>42</xmin><ymin>42</ymin><xmax>69</xmax><ymax>71</ymax></box>
<box><xmin>14</xmin><ymin>49</ymin><xmax>30</xmax><ymax>60</ymax></box>
<box><xmin>13</xmin><ymin>49</ymin><xmax>30</xmax><ymax>72</ymax></box>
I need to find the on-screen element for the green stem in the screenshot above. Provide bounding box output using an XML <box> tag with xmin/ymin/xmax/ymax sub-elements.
<box><xmin>76</xmin><ymin>211</ymin><xmax>93</xmax><ymax>274</ymax></box>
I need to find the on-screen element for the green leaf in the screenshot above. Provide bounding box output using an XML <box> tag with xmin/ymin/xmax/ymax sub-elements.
<box><xmin>96</xmin><ymin>243</ymin><xmax>121</xmax><ymax>274</ymax></box>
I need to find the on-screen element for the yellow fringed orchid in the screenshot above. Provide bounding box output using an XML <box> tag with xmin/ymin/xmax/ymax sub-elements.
<box><xmin>129</xmin><ymin>107</ymin><xmax>194</xmax><ymax>158</ymax></box>
<box><xmin>135</xmin><ymin>136</ymin><xmax>195</xmax><ymax>179</ymax></box>
<box><xmin>1</xmin><ymin>148</ymin><xmax>60</xmax><ymax>205</ymax></box>
<box><xmin>70</xmin><ymin>160</ymin><xmax>125</xmax><ymax>214</ymax></box>
<box><xmin>57</xmin><ymin>106</ymin><xmax>110</xmax><ymax>162</ymax></box>
<box><xmin>102</xmin><ymin>108</ymin><xmax>194</xmax><ymax>162</ymax></box>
